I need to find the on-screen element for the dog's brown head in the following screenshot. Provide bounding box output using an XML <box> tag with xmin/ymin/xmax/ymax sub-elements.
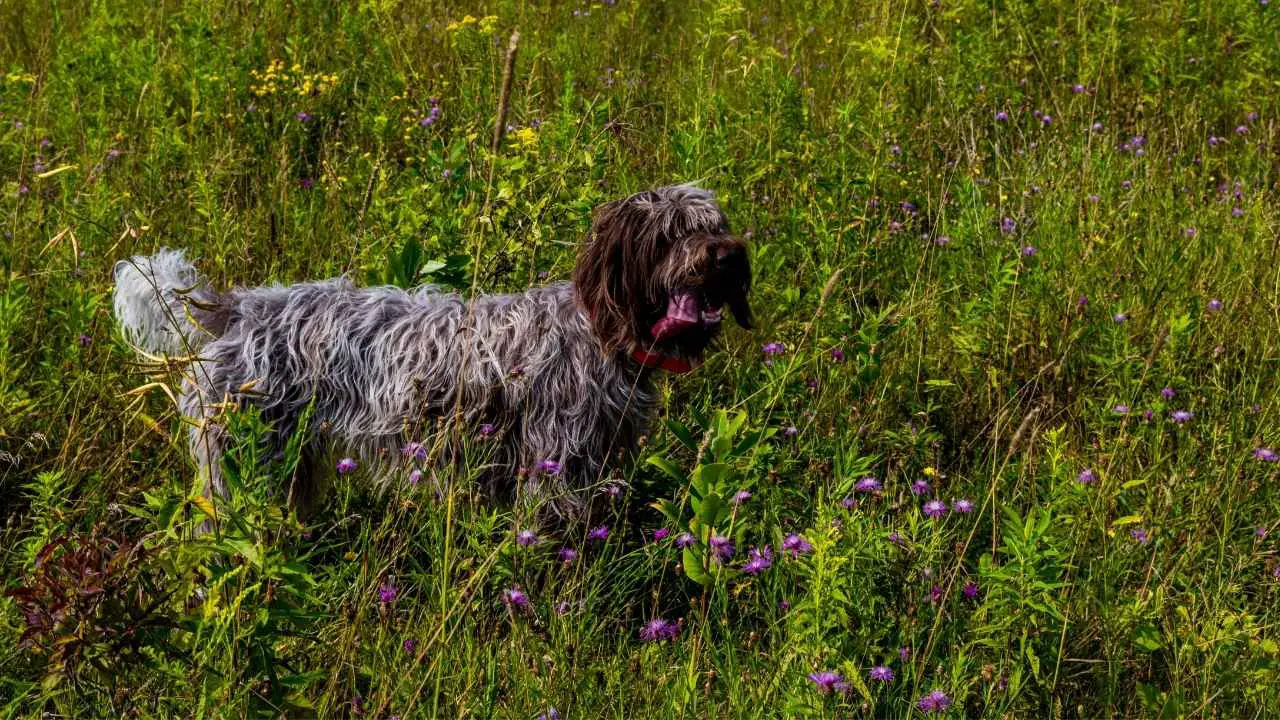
<box><xmin>574</xmin><ymin>184</ymin><xmax>751</xmax><ymax>371</ymax></box>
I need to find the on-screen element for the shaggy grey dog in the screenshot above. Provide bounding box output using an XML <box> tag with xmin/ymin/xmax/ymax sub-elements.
<box><xmin>114</xmin><ymin>184</ymin><xmax>752</xmax><ymax>523</ymax></box>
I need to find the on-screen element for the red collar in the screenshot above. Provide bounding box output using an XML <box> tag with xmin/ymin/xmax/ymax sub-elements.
<box><xmin>631</xmin><ymin>349</ymin><xmax>694</xmax><ymax>374</ymax></box>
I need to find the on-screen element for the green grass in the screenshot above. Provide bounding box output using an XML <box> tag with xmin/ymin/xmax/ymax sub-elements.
<box><xmin>3</xmin><ymin>0</ymin><xmax>1280</xmax><ymax>717</ymax></box>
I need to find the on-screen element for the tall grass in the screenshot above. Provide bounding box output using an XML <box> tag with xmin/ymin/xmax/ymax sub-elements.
<box><xmin>3</xmin><ymin>0</ymin><xmax>1280</xmax><ymax>717</ymax></box>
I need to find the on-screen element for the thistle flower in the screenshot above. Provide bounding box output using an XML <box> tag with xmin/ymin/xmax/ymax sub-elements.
<box><xmin>337</xmin><ymin>457</ymin><xmax>358</xmax><ymax>474</ymax></box>
<box><xmin>732</xmin><ymin>489</ymin><xmax>752</xmax><ymax>505</ymax></box>
<box><xmin>1254</xmin><ymin>448</ymin><xmax>1279</xmax><ymax>462</ymax></box>
<box><xmin>923</xmin><ymin>499</ymin><xmax>948</xmax><ymax>518</ymax></box>
<box><xmin>1170</xmin><ymin>410</ymin><xmax>1193</xmax><ymax>424</ymax></box>
<box><xmin>1161</xmin><ymin>386</ymin><xmax>1175</xmax><ymax>400</ymax></box>
<box><xmin>762</xmin><ymin>342</ymin><xmax>786</xmax><ymax>356</ymax></box>
<box><xmin>807</xmin><ymin>671</ymin><xmax>850</xmax><ymax>695</ymax></box>
<box><xmin>1130</xmin><ymin>528</ymin><xmax>1150</xmax><ymax>545</ymax></box>
<box><xmin>1077</xmin><ymin>469</ymin><xmax>1096</xmax><ymax>485</ymax></box>
<box><xmin>403</xmin><ymin>638</ymin><xmax>417</xmax><ymax>654</ymax></box>
<box><xmin>783</xmin><ymin>425</ymin><xmax>799</xmax><ymax>438</ymax></box>
<box><xmin>587</xmin><ymin>525</ymin><xmax>609</xmax><ymax>542</ymax></box>
<box><xmin>639</xmin><ymin>617</ymin><xmax>681</xmax><ymax>642</ymax></box>
<box><xmin>1072</xmin><ymin>83</ymin><xmax>1085</xmax><ymax>94</ymax></box>
<box><xmin>911</xmin><ymin>479</ymin><xmax>930</xmax><ymax>495</ymax></box>
<box><xmin>929</xmin><ymin>584</ymin><xmax>944</xmax><ymax>603</ymax></box>
<box><xmin>709</xmin><ymin>534</ymin><xmax>735</xmax><ymax>562</ymax></box>
<box><xmin>502</xmin><ymin>586</ymin><xmax>530</xmax><ymax>610</ymax></box>
<box><xmin>855</xmin><ymin>476</ymin><xmax>882</xmax><ymax>492</ymax></box>
<box><xmin>402</xmin><ymin>441</ymin><xmax>427</xmax><ymax>460</ymax></box>
<box><xmin>888</xmin><ymin>531</ymin><xmax>904</xmax><ymax>545</ymax></box>
<box><xmin>652</xmin><ymin>527</ymin><xmax>671</xmax><ymax>542</ymax></box>
<box><xmin>295</xmin><ymin>111</ymin><xmax>312</xmax><ymax>122</ymax></box>
<box><xmin>995</xmin><ymin>111</ymin><xmax>1009</xmax><ymax>121</ymax></box>
<box><xmin>378</xmin><ymin>580</ymin><xmax>398</xmax><ymax>604</ymax></box>
<box><xmin>537</xmin><ymin>709</ymin><xmax>561</xmax><ymax>720</ymax></box>
<box><xmin>1113</xmin><ymin>404</ymin><xmax>1130</xmax><ymax>415</ymax></box>
<box><xmin>478</xmin><ymin>423</ymin><xmax>495</xmax><ymax>437</ymax></box>
<box><xmin>1207</xmin><ymin>298</ymin><xmax>1223</xmax><ymax>312</ymax></box>
<box><xmin>1114</xmin><ymin>312</ymin><xmax>1128</xmax><ymax>323</ymax></box>
<box><xmin>1000</xmin><ymin>217</ymin><xmax>1016</xmax><ymax>234</ymax></box>
<box><xmin>869</xmin><ymin>665</ymin><xmax>894</xmax><ymax>682</ymax></box>
<box><xmin>953</xmin><ymin>498</ymin><xmax>974</xmax><ymax>513</ymax></box>
<box><xmin>841</xmin><ymin>496</ymin><xmax>857</xmax><ymax>510</ymax></box>
<box><xmin>962</xmin><ymin>580</ymin><xmax>980</xmax><ymax>599</ymax></box>
<box><xmin>782</xmin><ymin>533</ymin><xmax>813</xmax><ymax>558</ymax></box>
<box><xmin>742</xmin><ymin>546</ymin><xmax>774</xmax><ymax>575</ymax></box>
<box><xmin>675</xmin><ymin>532</ymin><xmax>696</xmax><ymax>549</ymax></box>
<box><xmin>516</xmin><ymin>529</ymin><xmax>538</xmax><ymax>547</ymax></box>
<box><xmin>918</xmin><ymin>689</ymin><xmax>952</xmax><ymax>713</ymax></box>
<box><xmin>557</xmin><ymin>547</ymin><xmax>578</xmax><ymax>564</ymax></box>
<box><xmin>538</xmin><ymin>459</ymin><xmax>563</xmax><ymax>475</ymax></box>
<box><xmin>831</xmin><ymin>347</ymin><xmax>845</xmax><ymax>362</ymax></box>
<box><xmin>899</xmin><ymin>647</ymin><xmax>911</xmax><ymax>661</ymax></box>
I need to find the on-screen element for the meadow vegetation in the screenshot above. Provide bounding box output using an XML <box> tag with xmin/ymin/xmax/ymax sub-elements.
<box><xmin>3</xmin><ymin>0</ymin><xmax>1280</xmax><ymax>717</ymax></box>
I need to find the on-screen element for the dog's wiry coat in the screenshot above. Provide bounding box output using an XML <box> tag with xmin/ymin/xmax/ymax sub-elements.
<box><xmin>113</xmin><ymin>184</ymin><xmax>750</xmax><ymax>523</ymax></box>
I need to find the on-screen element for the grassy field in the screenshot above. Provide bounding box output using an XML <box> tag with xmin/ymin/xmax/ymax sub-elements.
<box><xmin>3</xmin><ymin>0</ymin><xmax>1280</xmax><ymax>717</ymax></box>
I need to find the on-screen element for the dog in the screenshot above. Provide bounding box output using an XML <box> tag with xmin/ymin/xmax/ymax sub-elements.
<box><xmin>113</xmin><ymin>183</ymin><xmax>752</xmax><ymax>524</ymax></box>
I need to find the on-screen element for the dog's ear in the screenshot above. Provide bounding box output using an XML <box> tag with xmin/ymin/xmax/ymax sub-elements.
<box><xmin>574</xmin><ymin>199</ymin><xmax>654</xmax><ymax>354</ymax></box>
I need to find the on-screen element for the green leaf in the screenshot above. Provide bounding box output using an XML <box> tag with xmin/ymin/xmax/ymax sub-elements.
<box><xmin>683</xmin><ymin>548</ymin><xmax>712</xmax><ymax>585</ymax></box>
<box><xmin>646</xmin><ymin>455</ymin><xmax>685</xmax><ymax>481</ymax></box>
<box><xmin>665</xmin><ymin>419</ymin><xmax>699</xmax><ymax>452</ymax></box>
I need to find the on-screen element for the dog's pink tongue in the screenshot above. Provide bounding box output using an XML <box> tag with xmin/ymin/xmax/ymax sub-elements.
<box><xmin>650</xmin><ymin>292</ymin><xmax>700</xmax><ymax>341</ymax></box>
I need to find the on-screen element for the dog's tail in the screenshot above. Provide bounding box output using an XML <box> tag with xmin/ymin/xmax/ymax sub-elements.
<box><xmin>113</xmin><ymin>248</ymin><xmax>222</xmax><ymax>355</ymax></box>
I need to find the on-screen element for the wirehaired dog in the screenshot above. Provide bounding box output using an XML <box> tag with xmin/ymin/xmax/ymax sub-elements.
<box><xmin>113</xmin><ymin>184</ymin><xmax>752</xmax><ymax>523</ymax></box>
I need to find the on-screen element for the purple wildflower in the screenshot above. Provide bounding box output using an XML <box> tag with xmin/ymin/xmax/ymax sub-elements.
<box><xmin>295</xmin><ymin>111</ymin><xmax>312</xmax><ymax>122</ymax></box>
<box><xmin>995</xmin><ymin>111</ymin><xmax>1009</xmax><ymax>122</ymax></box>
<box><xmin>1207</xmin><ymin>298</ymin><xmax>1222</xmax><ymax>312</ymax></box>
<box><xmin>963</xmin><ymin>581</ymin><xmax>980</xmax><ymax>599</ymax></box>
<box><xmin>742</xmin><ymin>546</ymin><xmax>774</xmax><ymax>575</ymax></box>
<box><xmin>783</xmin><ymin>425</ymin><xmax>799</xmax><ymax>438</ymax></box>
<box><xmin>1161</xmin><ymin>386</ymin><xmax>1175</xmax><ymax>399</ymax></box>
<box><xmin>1077</xmin><ymin>469</ymin><xmax>1097</xmax><ymax>485</ymax></box>
<box><xmin>587</xmin><ymin>525</ymin><xmax>609</xmax><ymax>542</ymax></box>
<box><xmin>911</xmin><ymin>479</ymin><xmax>930</xmax><ymax>495</ymax></box>
<box><xmin>782</xmin><ymin>533</ymin><xmax>813</xmax><ymax>558</ymax></box>
<box><xmin>537</xmin><ymin>459</ymin><xmax>562</xmax><ymax>475</ymax></box>
<box><xmin>762</xmin><ymin>342</ymin><xmax>786</xmax><ymax>356</ymax></box>
<box><xmin>652</xmin><ymin>527</ymin><xmax>671</xmax><ymax>542</ymax></box>
<box><xmin>1236</xmin><ymin>125</ymin><xmax>1249</xmax><ymax>135</ymax></box>
<box><xmin>558</xmin><ymin>547</ymin><xmax>578</xmax><ymax>564</ymax></box>
<box><xmin>1254</xmin><ymin>448</ymin><xmax>1279</xmax><ymax>462</ymax></box>
<box><xmin>1232</xmin><ymin>206</ymin><xmax>1244</xmax><ymax>218</ymax></box>
<box><xmin>831</xmin><ymin>347</ymin><xmax>845</xmax><ymax>362</ymax></box>
<box><xmin>855</xmin><ymin>476</ymin><xmax>882</xmax><ymax>492</ymax></box>
<box><xmin>1072</xmin><ymin>83</ymin><xmax>1085</xmax><ymax>94</ymax></box>
<box><xmin>918</xmin><ymin>689</ymin><xmax>952</xmax><ymax>713</ymax></box>
<box><xmin>516</xmin><ymin>529</ymin><xmax>538</xmax><ymax>547</ymax></box>
<box><xmin>709</xmin><ymin>534</ymin><xmax>735</xmax><ymax>562</ymax></box>
<box><xmin>899</xmin><ymin>647</ymin><xmax>911</xmax><ymax>661</ymax></box>
<box><xmin>1170</xmin><ymin>410</ymin><xmax>1193</xmax><ymax>424</ymax></box>
<box><xmin>478</xmin><ymin>423</ymin><xmax>496</xmax><ymax>437</ymax></box>
<box><xmin>502</xmin><ymin>586</ymin><xmax>530</xmax><ymax>610</ymax></box>
<box><xmin>403</xmin><ymin>638</ymin><xmax>417</xmax><ymax>654</ymax></box>
<box><xmin>639</xmin><ymin>617</ymin><xmax>681</xmax><ymax>642</ymax></box>
<box><xmin>675</xmin><ymin>532</ymin><xmax>696</xmax><ymax>549</ymax></box>
<box><xmin>1114</xmin><ymin>404</ymin><xmax>1130</xmax><ymax>415</ymax></box>
<box><xmin>934</xmin><ymin>234</ymin><xmax>952</xmax><ymax>246</ymax></box>
<box><xmin>841</xmin><ymin>496</ymin><xmax>857</xmax><ymax>510</ymax></box>
<box><xmin>923</xmin><ymin>499</ymin><xmax>948</xmax><ymax>518</ymax></box>
<box><xmin>336</xmin><ymin>457</ymin><xmax>358</xmax><ymax>474</ymax></box>
<box><xmin>1000</xmin><ymin>217</ymin><xmax>1016</xmax><ymax>234</ymax></box>
<box><xmin>807</xmin><ymin>671</ymin><xmax>850</xmax><ymax>695</ymax></box>
<box><xmin>929</xmin><ymin>584</ymin><xmax>944</xmax><ymax>603</ymax></box>
<box><xmin>378</xmin><ymin>580</ymin><xmax>397</xmax><ymax>604</ymax></box>
<box><xmin>869</xmin><ymin>665</ymin><xmax>894</xmax><ymax>682</ymax></box>
<box><xmin>1130</xmin><ymin>528</ymin><xmax>1150</xmax><ymax>545</ymax></box>
<box><xmin>1114</xmin><ymin>312</ymin><xmax>1128</xmax><ymax>323</ymax></box>
<box><xmin>537</xmin><ymin>709</ymin><xmax>561</xmax><ymax>720</ymax></box>
<box><xmin>888</xmin><ymin>531</ymin><xmax>904</xmax><ymax>545</ymax></box>
<box><xmin>407</xmin><ymin>469</ymin><xmax>422</xmax><ymax>486</ymax></box>
<box><xmin>953</xmin><ymin>498</ymin><xmax>974</xmax><ymax>513</ymax></box>
<box><xmin>1184</xmin><ymin>227</ymin><xmax>1198</xmax><ymax>238</ymax></box>
<box><xmin>732</xmin><ymin>489</ymin><xmax>752</xmax><ymax>505</ymax></box>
